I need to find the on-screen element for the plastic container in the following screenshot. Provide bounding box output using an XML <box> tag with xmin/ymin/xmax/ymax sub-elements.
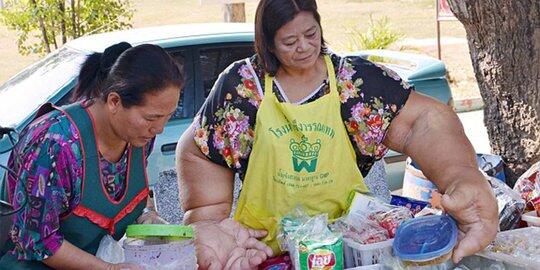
<box><xmin>403</xmin><ymin>154</ymin><xmax>506</xmax><ymax>202</ymax></box>
<box><xmin>522</xmin><ymin>210</ymin><xmax>540</xmax><ymax>227</ymax></box>
<box><xmin>343</xmin><ymin>238</ymin><xmax>393</xmax><ymax>268</ymax></box>
<box><xmin>124</xmin><ymin>224</ymin><xmax>197</xmax><ymax>270</ymax></box>
<box><xmin>393</xmin><ymin>215</ymin><xmax>458</xmax><ymax>266</ymax></box>
<box><xmin>478</xmin><ymin>227</ymin><xmax>540</xmax><ymax>268</ymax></box>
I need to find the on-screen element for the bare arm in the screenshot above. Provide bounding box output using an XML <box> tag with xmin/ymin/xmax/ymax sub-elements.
<box><xmin>384</xmin><ymin>91</ymin><xmax>479</xmax><ymax>191</ymax></box>
<box><xmin>385</xmin><ymin>91</ymin><xmax>498</xmax><ymax>262</ymax></box>
<box><xmin>176</xmin><ymin>126</ymin><xmax>234</xmax><ymax>224</ymax></box>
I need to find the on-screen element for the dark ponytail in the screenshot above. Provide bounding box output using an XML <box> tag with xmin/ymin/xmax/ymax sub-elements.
<box><xmin>72</xmin><ymin>42</ymin><xmax>183</xmax><ymax>108</ymax></box>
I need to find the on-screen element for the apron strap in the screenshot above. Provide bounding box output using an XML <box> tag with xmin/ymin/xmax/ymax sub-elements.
<box><xmin>264</xmin><ymin>54</ymin><xmax>337</xmax><ymax>97</ymax></box>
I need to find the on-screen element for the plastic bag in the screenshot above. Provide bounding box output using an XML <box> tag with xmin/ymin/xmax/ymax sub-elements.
<box><xmin>330</xmin><ymin>217</ymin><xmax>389</xmax><ymax>244</ymax></box>
<box><xmin>368</xmin><ymin>207</ymin><xmax>413</xmax><ymax>238</ymax></box>
<box><xmin>513</xmin><ymin>161</ymin><xmax>540</xmax><ymax>216</ymax></box>
<box><xmin>487</xmin><ymin>176</ymin><xmax>526</xmax><ymax>231</ymax></box>
<box><xmin>95</xmin><ymin>235</ymin><xmax>125</xmax><ymax>264</ymax></box>
<box><xmin>278</xmin><ymin>207</ymin><xmax>343</xmax><ymax>270</ymax></box>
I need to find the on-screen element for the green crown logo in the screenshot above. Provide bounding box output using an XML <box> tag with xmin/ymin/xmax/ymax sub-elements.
<box><xmin>289</xmin><ymin>136</ymin><xmax>321</xmax><ymax>173</ymax></box>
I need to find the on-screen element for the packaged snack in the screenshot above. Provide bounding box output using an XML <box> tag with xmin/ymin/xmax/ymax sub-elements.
<box><xmin>259</xmin><ymin>253</ymin><xmax>292</xmax><ymax>270</ymax></box>
<box><xmin>278</xmin><ymin>208</ymin><xmax>343</xmax><ymax>270</ymax></box>
<box><xmin>393</xmin><ymin>215</ymin><xmax>458</xmax><ymax>267</ymax></box>
<box><xmin>487</xmin><ymin>176</ymin><xmax>526</xmax><ymax>231</ymax></box>
<box><xmin>368</xmin><ymin>207</ymin><xmax>413</xmax><ymax>238</ymax></box>
<box><xmin>330</xmin><ymin>217</ymin><xmax>389</xmax><ymax>244</ymax></box>
<box><xmin>390</xmin><ymin>195</ymin><xmax>429</xmax><ymax>215</ymax></box>
<box><xmin>513</xmin><ymin>161</ymin><xmax>540</xmax><ymax>216</ymax></box>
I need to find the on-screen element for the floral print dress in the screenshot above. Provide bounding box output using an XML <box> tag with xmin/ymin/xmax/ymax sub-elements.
<box><xmin>193</xmin><ymin>53</ymin><xmax>412</xmax><ymax>195</ymax></box>
<box><xmin>4</xmin><ymin>109</ymin><xmax>153</xmax><ymax>261</ymax></box>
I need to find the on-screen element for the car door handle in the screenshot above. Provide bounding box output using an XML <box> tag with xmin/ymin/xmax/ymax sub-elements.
<box><xmin>161</xmin><ymin>143</ymin><xmax>178</xmax><ymax>154</ymax></box>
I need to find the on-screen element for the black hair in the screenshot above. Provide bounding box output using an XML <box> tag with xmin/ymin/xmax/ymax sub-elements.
<box><xmin>72</xmin><ymin>42</ymin><xmax>183</xmax><ymax>107</ymax></box>
<box><xmin>255</xmin><ymin>0</ymin><xmax>327</xmax><ymax>76</ymax></box>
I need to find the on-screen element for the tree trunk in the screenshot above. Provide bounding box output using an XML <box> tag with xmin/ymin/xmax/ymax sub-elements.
<box><xmin>223</xmin><ymin>3</ymin><xmax>245</xmax><ymax>23</ymax></box>
<box><xmin>70</xmin><ymin>0</ymin><xmax>77</xmax><ymax>37</ymax></box>
<box><xmin>446</xmin><ymin>0</ymin><xmax>540</xmax><ymax>184</ymax></box>
<box><xmin>58</xmin><ymin>0</ymin><xmax>67</xmax><ymax>44</ymax></box>
<box><xmin>29</xmin><ymin>0</ymin><xmax>51</xmax><ymax>53</ymax></box>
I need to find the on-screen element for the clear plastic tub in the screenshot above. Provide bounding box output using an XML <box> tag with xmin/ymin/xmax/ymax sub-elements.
<box><xmin>124</xmin><ymin>224</ymin><xmax>197</xmax><ymax>270</ymax></box>
<box><xmin>393</xmin><ymin>215</ymin><xmax>457</xmax><ymax>266</ymax></box>
<box><xmin>343</xmin><ymin>238</ymin><xmax>393</xmax><ymax>268</ymax></box>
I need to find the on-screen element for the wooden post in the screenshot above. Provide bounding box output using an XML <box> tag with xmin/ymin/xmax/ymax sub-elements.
<box><xmin>224</xmin><ymin>3</ymin><xmax>246</xmax><ymax>22</ymax></box>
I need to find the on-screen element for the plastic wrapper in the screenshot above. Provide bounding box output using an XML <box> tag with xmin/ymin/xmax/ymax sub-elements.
<box><xmin>346</xmin><ymin>192</ymin><xmax>392</xmax><ymax>222</ymax></box>
<box><xmin>390</xmin><ymin>195</ymin><xmax>429</xmax><ymax>215</ymax></box>
<box><xmin>259</xmin><ymin>253</ymin><xmax>292</xmax><ymax>270</ymax></box>
<box><xmin>95</xmin><ymin>234</ymin><xmax>125</xmax><ymax>264</ymax></box>
<box><xmin>330</xmin><ymin>217</ymin><xmax>389</xmax><ymax>244</ymax></box>
<box><xmin>278</xmin><ymin>207</ymin><xmax>343</xmax><ymax>270</ymax></box>
<box><xmin>487</xmin><ymin>176</ymin><xmax>526</xmax><ymax>231</ymax></box>
<box><xmin>479</xmin><ymin>227</ymin><xmax>540</xmax><ymax>268</ymax></box>
<box><xmin>513</xmin><ymin>161</ymin><xmax>540</xmax><ymax>216</ymax></box>
<box><xmin>368</xmin><ymin>207</ymin><xmax>413</xmax><ymax>238</ymax></box>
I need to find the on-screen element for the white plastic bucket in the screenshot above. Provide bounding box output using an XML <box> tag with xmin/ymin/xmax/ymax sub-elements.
<box><xmin>402</xmin><ymin>158</ymin><xmax>437</xmax><ymax>202</ymax></box>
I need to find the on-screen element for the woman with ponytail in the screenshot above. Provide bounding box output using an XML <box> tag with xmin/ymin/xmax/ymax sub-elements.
<box><xmin>0</xmin><ymin>42</ymin><xmax>183</xmax><ymax>270</ymax></box>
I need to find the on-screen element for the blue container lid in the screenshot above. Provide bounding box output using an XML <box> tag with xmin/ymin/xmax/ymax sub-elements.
<box><xmin>393</xmin><ymin>215</ymin><xmax>458</xmax><ymax>262</ymax></box>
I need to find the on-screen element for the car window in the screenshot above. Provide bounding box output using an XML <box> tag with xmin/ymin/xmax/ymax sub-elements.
<box><xmin>168</xmin><ymin>50</ymin><xmax>188</xmax><ymax>119</ymax></box>
<box><xmin>0</xmin><ymin>47</ymin><xmax>87</xmax><ymax>128</ymax></box>
<box><xmin>169</xmin><ymin>49</ymin><xmax>194</xmax><ymax>120</ymax></box>
<box><xmin>199</xmin><ymin>44</ymin><xmax>255</xmax><ymax>98</ymax></box>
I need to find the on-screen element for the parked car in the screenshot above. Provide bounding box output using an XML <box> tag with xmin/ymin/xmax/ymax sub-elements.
<box><xmin>0</xmin><ymin>23</ymin><xmax>453</xmax><ymax>194</ymax></box>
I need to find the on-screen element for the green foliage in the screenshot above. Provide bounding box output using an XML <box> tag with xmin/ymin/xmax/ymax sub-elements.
<box><xmin>343</xmin><ymin>15</ymin><xmax>404</xmax><ymax>52</ymax></box>
<box><xmin>0</xmin><ymin>0</ymin><xmax>134</xmax><ymax>55</ymax></box>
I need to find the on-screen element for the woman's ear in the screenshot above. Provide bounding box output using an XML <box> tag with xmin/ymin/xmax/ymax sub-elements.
<box><xmin>106</xmin><ymin>92</ymin><xmax>123</xmax><ymax>113</ymax></box>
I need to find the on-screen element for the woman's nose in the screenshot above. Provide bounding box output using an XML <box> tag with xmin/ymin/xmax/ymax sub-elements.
<box><xmin>296</xmin><ymin>37</ymin><xmax>308</xmax><ymax>52</ymax></box>
<box><xmin>150</xmin><ymin>124</ymin><xmax>164</xmax><ymax>135</ymax></box>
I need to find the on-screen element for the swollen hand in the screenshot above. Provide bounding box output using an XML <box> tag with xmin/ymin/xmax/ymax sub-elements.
<box><xmin>193</xmin><ymin>218</ymin><xmax>273</xmax><ymax>270</ymax></box>
<box><xmin>441</xmin><ymin>172</ymin><xmax>499</xmax><ymax>263</ymax></box>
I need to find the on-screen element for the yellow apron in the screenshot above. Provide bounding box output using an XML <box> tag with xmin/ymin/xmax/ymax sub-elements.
<box><xmin>234</xmin><ymin>55</ymin><xmax>369</xmax><ymax>254</ymax></box>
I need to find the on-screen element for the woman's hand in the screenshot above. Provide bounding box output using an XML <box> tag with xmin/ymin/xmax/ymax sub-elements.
<box><xmin>193</xmin><ymin>218</ymin><xmax>273</xmax><ymax>270</ymax></box>
<box><xmin>136</xmin><ymin>209</ymin><xmax>169</xmax><ymax>224</ymax></box>
<box><xmin>441</xmin><ymin>172</ymin><xmax>499</xmax><ymax>263</ymax></box>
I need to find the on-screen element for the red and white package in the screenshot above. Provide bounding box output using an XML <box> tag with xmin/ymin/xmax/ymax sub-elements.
<box><xmin>332</xmin><ymin>216</ymin><xmax>389</xmax><ymax>244</ymax></box>
<box><xmin>513</xmin><ymin>161</ymin><xmax>540</xmax><ymax>216</ymax></box>
<box><xmin>369</xmin><ymin>207</ymin><xmax>413</xmax><ymax>238</ymax></box>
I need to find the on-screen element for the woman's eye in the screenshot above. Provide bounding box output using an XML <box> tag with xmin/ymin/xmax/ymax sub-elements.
<box><xmin>284</xmin><ymin>40</ymin><xmax>296</xmax><ymax>46</ymax></box>
<box><xmin>307</xmin><ymin>32</ymin><xmax>316</xmax><ymax>38</ymax></box>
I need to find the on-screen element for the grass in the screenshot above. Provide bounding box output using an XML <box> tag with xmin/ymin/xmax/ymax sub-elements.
<box><xmin>0</xmin><ymin>0</ymin><xmax>479</xmax><ymax>100</ymax></box>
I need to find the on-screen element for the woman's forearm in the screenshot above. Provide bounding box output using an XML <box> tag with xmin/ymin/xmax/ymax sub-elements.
<box><xmin>176</xmin><ymin>127</ymin><xmax>234</xmax><ymax>224</ymax></box>
<box><xmin>385</xmin><ymin>92</ymin><xmax>480</xmax><ymax>192</ymax></box>
<box><xmin>43</xmin><ymin>240</ymin><xmax>109</xmax><ymax>270</ymax></box>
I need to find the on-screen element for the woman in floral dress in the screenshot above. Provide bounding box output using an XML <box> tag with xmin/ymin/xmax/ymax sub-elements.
<box><xmin>176</xmin><ymin>0</ymin><xmax>499</xmax><ymax>268</ymax></box>
<box><xmin>0</xmin><ymin>42</ymin><xmax>183</xmax><ymax>270</ymax></box>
